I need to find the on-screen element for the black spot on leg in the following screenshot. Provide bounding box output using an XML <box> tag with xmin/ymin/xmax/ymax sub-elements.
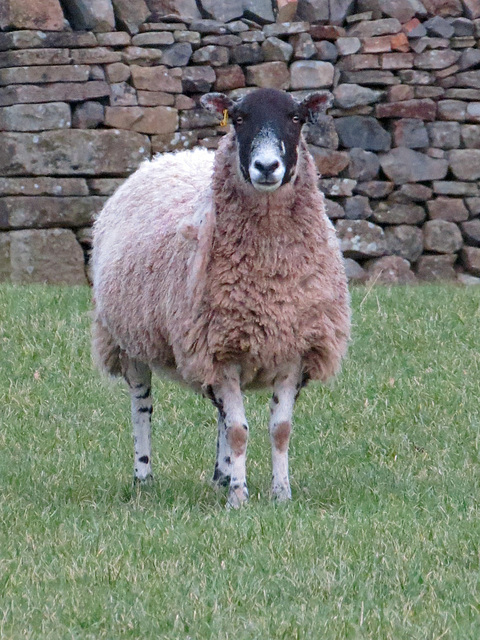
<box><xmin>139</xmin><ymin>455</ymin><xmax>149</xmax><ymax>464</ymax></box>
<box><xmin>243</xmin><ymin>424</ymin><xmax>248</xmax><ymax>430</ymax></box>
<box><xmin>272</xmin><ymin>394</ymin><xmax>279</xmax><ymax>405</ymax></box>
<box><xmin>224</xmin><ymin>456</ymin><xmax>231</xmax><ymax>465</ymax></box>
<box><xmin>136</xmin><ymin>387</ymin><xmax>151</xmax><ymax>400</ymax></box>
<box><xmin>139</xmin><ymin>406</ymin><xmax>153</xmax><ymax>415</ymax></box>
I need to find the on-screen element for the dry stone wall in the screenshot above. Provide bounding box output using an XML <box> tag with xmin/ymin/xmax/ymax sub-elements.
<box><xmin>1</xmin><ymin>0</ymin><xmax>480</xmax><ymax>285</ymax></box>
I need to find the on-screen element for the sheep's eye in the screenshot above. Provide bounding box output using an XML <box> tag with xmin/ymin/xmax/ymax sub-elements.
<box><xmin>235</xmin><ymin>116</ymin><xmax>244</xmax><ymax>125</ymax></box>
<box><xmin>292</xmin><ymin>115</ymin><xmax>300</xmax><ymax>123</ymax></box>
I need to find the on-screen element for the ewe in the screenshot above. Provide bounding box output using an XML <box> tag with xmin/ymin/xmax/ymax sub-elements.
<box><xmin>92</xmin><ymin>88</ymin><xmax>350</xmax><ymax>508</ymax></box>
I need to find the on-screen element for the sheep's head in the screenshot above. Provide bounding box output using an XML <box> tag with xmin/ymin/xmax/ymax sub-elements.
<box><xmin>201</xmin><ymin>88</ymin><xmax>332</xmax><ymax>193</ymax></box>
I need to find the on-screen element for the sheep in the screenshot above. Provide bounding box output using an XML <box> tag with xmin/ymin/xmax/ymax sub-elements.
<box><xmin>92</xmin><ymin>88</ymin><xmax>351</xmax><ymax>508</ymax></box>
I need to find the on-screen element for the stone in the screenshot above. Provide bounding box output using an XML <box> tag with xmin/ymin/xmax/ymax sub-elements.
<box><xmin>290</xmin><ymin>61</ymin><xmax>334</xmax><ymax>89</ymax></box>
<box><xmin>72</xmin><ymin>48</ymin><xmax>124</xmax><ymax>66</ymax></box>
<box><xmin>426</xmin><ymin>121</ymin><xmax>460</xmax><ymax>148</ymax></box>
<box><xmin>335</xmin><ymin>116</ymin><xmax>391</xmax><ymax>151</ymax></box>
<box><xmin>433</xmin><ymin>181</ymin><xmax>478</xmax><ymax>196</ymax></box>
<box><xmin>376</xmin><ymin>99</ymin><xmax>436</xmax><ymax>121</ymax></box>
<box><xmin>336</xmin><ymin>37</ymin><xmax>361</xmax><ymax>55</ymax></box>
<box><xmin>277</xmin><ymin>0</ymin><xmax>298</xmax><ymax>22</ymax></box>
<box><xmin>230</xmin><ymin>43</ymin><xmax>264</xmax><ymax>65</ymax></box>
<box><xmin>414</xmin><ymin>49</ymin><xmax>460</xmax><ymax>69</ymax></box>
<box><xmin>421</xmin><ymin>0</ymin><xmax>463</xmax><ymax>17</ymax></box>
<box><xmin>335</xmin><ymin>219</ymin><xmax>387</xmax><ymax>258</ymax></box>
<box><xmin>179</xmin><ymin>108</ymin><xmax>221</xmax><ymax>129</ymax></box>
<box><xmin>463</xmin><ymin>0</ymin><xmax>480</xmax><ymax>18</ymax></box>
<box><xmin>0</xmin><ymin>177</ymin><xmax>88</xmax><ymax>196</ymax></box>
<box><xmin>147</xmin><ymin>0</ymin><xmax>201</xmax><ymax>22</ymax></box>
<box><xmin>309</xmin><ymin>25</ymin><xmax>346</xmax><ymax>39</ymax></box>
<box><xmin>225</xmin><ymin>20</ymin><xmax>249</xmax><ymax>33</ymax></box>
<box><xmin>381</xmin><ymin>52</ymin><xmax>414</xmax><ymax>69</ymax></box>
<box><xmin>423</xmin><ymin>219</ymin><xmax>463</xmax><ymax>253</ymax></box>
<box><xmin>151</xmin><ymin>130</ymin><xmax>198</xmax><ymax>153</ymax></box>
<box><xmin>304</xmin><ymin>115</ymin><xmax>338</xmax><ymax>148</ymax></box>
<box><xmin>364</xmin><ymin>256</ymin><xmax>416</xmax><ymax>284</ymax></box>
<box><xmin>96</xmin><ymin>32</ymin><xmax>131</xmax><ymax>46</ymax></box>
<box><xmin>318</xmin><ymin>178</ymin><xmax>357</xmax><ymax>196</ymax></box>
<box><xmin>427</xmin><ymin>197</ymin><xmax>469</xmax><ymax>221</ymax></box>
<box><xmin>343</xmin><ymin>195</ymin><xmax>372</xmax><ymax>219</ymax></box>
<box><xmin>461</xmin><ymin>219</ymin><xmax>480</xmax><ymax>245</ymax></box>
<box><xmin>0</xmin><ymin>30</ymin><xmax>95</xmax><ymax>49</ymax></box>
<box><xmin>182</xmin><ymin>66</ymin><xmax>216</xmax><ymax>92</ymax></box>
<box><xmin>392</xmin><ymin>118</ymin><xmax>429</xmax><ymax>148</ymax></box>
<box><xmin>340</xmin><ymin>70</ymin><xmax>399</xmax><ymax>85</ymax></box>
<box><xmin>160</xmin><ymin>43</ymin><xmax>193</xmax><ymax>67</ymax></box>
<box><xmin>296</xmin><ymin>0</ymin><xmax>329</xmax><ymax>22</ymax></box>
<box><xmin>466</xmin><ymin>103</ymin><xmax>480</xmax><ymax>123</ymax></box>
<box><xmin>457</xmin><ymin>272</ymin><xmax>480</xmax><ymax>285</ymax></box>
<box><xmin>0</xmin><ymin>196</ymin><xmax>105</xmax><ymax>230</ymax></box>
<box><xmin>390</xmin><ymin>32</ymin><xmax>410</xmax><ymax>52</ymax></box>
<box><xmin>72</xmin><ymin>101</ymin><xmax>104</xmax><ymax>128</ymax></box>
<box><xmin>131</xmin><ymin>65</ymin><xmax>182</xmax><ymax>93</ymax></box>
<box><xmin>203</xmin><ymin>35</ymin><xmax>242</xmax><ymax>46</ymax></box>
<box><xmin>333</xmin><ymin>84</ymin><xmax>381</xmax><ymax>109</ymax></box>
<box><xmin>455</xmin><ymin>70</ymin><xmax>480</xmax><ymax>88</ymax></box>
<box><xmin>191</xmin><ymin>45</ymin><xmax>229</xmax><ymax>67</ymax></box>
<box><xmin>199</xmin><ymin>0</ymin><xmax>244</xmax><ymax>22</ymax></box>
<box><xmin>131</xmin><ymin>32</ymin><xmax>174</xmax><ymax>46</ymax></box>
<box><xmin>243</xmin><ymin>0</ymin><xmax>275</xmax><ymax>23</ymax></box>
<box><xmin>111</xmin><ymin>0</ymin><xmax>150</xmax><ymax>34</ymax></box>
<box><xmin>262</xmin><ymin>37</ymin><xmax>293</xmax><ymax>62</ymax></box>
<box><xmin>461</xmin><ymin>124</ymin><xmax>480</xmax><ymax>148</ymax></box>
<box><xmin>315</xmin><ymin>41</ymin><xmax>338</xmax><ymax>63</ymax></box>
<box><xmin>60</xmin><ymin>0</ymin><xmax>115</xmax><ymax>31</ymax></box>
<box><xmin>385</xmin><ymin>224</ymin><xmax>423</xmax><ymax>261</ymax></box>
<box><xmin>451</xmin><ymin>17</ymin><xmax>475</xmax><ymax>35</ymax></box>
<box><xmin>104</xmin><ymin>106</ymin><xmax>177</xmax><ymax>134</ymax></box>
<box><xmin>372</xmin><ymin>202</ymin><xmax>426</xmax><ymax>224</ymax></box>
<box><xmin>105</xmin><ymin>63</ymin><xmax>131</xmax><ymax>85</ymax></box>
<box><xmin>347</xmin><ymin>147</ymin><xmax>380</xmax><ymax>181</ymax></box>
<box><xmin>121</xmin><ymin>46</ymin><xmax>163</xmax><ymax>65</ymax></box>
<box><xmin>0</xmin><ymin>82</ymin><xmax>110</xmax><ymax>107</ymax></box>
<box><xmin>137</xmin><ymin>90</ymin><xmax>174</xmax><ymax>106</ymax></box>
<box><xmin>437</xmin><ymin>99</ymin><xmax>466</xmax><ymax>121</ymax></box>
<box><xmin>387</xmin><ymin>84</ymin><xmax>414</xmax><ymax>102</ymax></box>
<box><xmin>379</xmin><ymin>148</ymin><xmax>448</xmax><ymax>183</ymax></box>
<box><xmin>87</xmin><ymin>178</ymin><xmax>124</xmax><ymax>195</ymax></box>
<box><xmin>329</xmin><ymin>0</ymin><xmax>356</xmax><ymax>24</ymax></box>
<box><xmin>466</xmin><ymin>197</ymin><xmax>480</xmax><ymax>216</ymax></box>
<box><xmin>109</xmin><ymin>82</ymin><xmax>137</xmax><ymax>106</ymax></box>
<box><xmin>448</xmin><ymin>150</ymin><xmax>480</xmax><ymax>180</ymax></box>
<box><xmin>263</xmin><ymin>22</ymin><xmax>309</xmax><ymax>37</ymax></box>
<box><xmin>348</xmin><ymin>18</ymin><xmax>402</xmax><ymax>37</ymax></box>
<box><xmin>246</xmin><ymin>62</ymin><xmax>290</xmax><ymax>90</ymax></box>
<box><xmin>341</xmin><ymin>53</ymin><xmax>381</xmax><ymax>70</ymax></box>
<box><xmin>309</xmin><ymin>148</ymin><xmax>350</xmax><ymax>176</ymax></box>
<box><xmin>0</xmin><ymin>102</ymin><xmax>70</xmax><ymax>131</ymax></box>
<box><xmin>415</xmin><ymin>86</ymin><xmax>445</xmax><ymax>99</ymax></box>
<box><xmin>0</xmin><ymin>0</ymin><xmax>65</xmax><ymax>31</ymax></box>
<box><xmin>415</xmin><ymin>254</ymin><xmax>457</xmax><ymax>281</ymax></box>
<box><xmin>214</xmin><ymin>66</ymin><xmax>245</xmax><ymax>91</ymax></box>
<box><xmin>324</xmin><ymin>198</ymin><xmax>345</xmax><ymax>219</ymax></box>
<box><xmin>0</xmin><ymin>130</ymin><xmax>150</xmax><ymax>176</ymax></box>
<box><xmin>402</xmin><ymin>17</ymin><xmax>427</xmax><ymax>37</ymax></box>
<box><xmin>397</xmin><ymin>183</ymin><xmax>433</xmax><ymax>201</ymax></box>
<box><xmin>381</xmin><ymin>0</ymin><xmax>417</xmax><ymax>22</ymax></box>
<box><xmin>424</xmin><ymin>16</ymin><xmax>455</xmax><ymax>37</ymax></box>
<box><xmin>4</xmin><ymin>229</ymin><xmax>87</xmax><ymax>285</ymax></box>
<box><xmin>459</xmin><ymin>48</ymin><xmax>480</xmax><ymax>70</ymax></box>
<box><xmin>344</xmin><ymin>257</ymin><xmax>367</xmax><ymax>282</ymax></box>
<box><xmin>174</xmin><ymin>31</ymin><xmax>201</xmax><ymax>45</ymax></box>
<box><xmin>354</xmin><ymin>181</ymin><xmax>394</xmax><ymax>198</ymax></box>
<box><xmin>399</xmin><ymin>69</ymin><xmax>434</xmax><ymax>85</ymax></box>
<box><xmin>291</xmin><ymin>33</ymin><xmax>317</xmax><ymax>59</ymax></box>
<box><xmin>0</xmin><ymin>65</ymin><xmax>90</xmax><ymax>86</ymax></box>
<box><xmin>0</xmin><ymin>48</ymin><xmax>71</xmax><ymax>68</ymax></box>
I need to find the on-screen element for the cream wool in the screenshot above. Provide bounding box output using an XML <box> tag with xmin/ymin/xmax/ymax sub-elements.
<box><xmin>92</xmin><ymin>88</ymin><xmax>351</xmax><ymax>507</ymax></box>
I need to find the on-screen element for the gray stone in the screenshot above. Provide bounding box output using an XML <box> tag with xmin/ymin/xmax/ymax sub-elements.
<box><xmin>121</xmin><ymin>46</ymin><xmax>163</xmax><ymax>65</ymax></box>
<box><xmin>105</xmin><ymin>106</ymin><xmax>178</xmax><ymax>134</ymax></box>
<box><xmin>291</xmin><ymin>33</ymin><xmax>317</xmax><ymax>60</ymax></box>
<box><xmin>5</xmin><ymin>229</ymin><xmax>87</xmax><ymax>284</ymax></box>
<box><xmin>109</xmin><ymin>82</ymin><xmax>137</xmax><ymax>107</ymax></box>
<box><xmin>392</xmin><ymin>118</ymin><xmax>429</xmax><ymax>148</ymax></box>
<box><xmin>372</xmin><ymin>202</ymin><xmax>426</xmax><ymax>224</ymax></box>
<box><xmin>414</xmin><ymin>49</ymin><xmax>460</xmax><ymax>69</ymax></box>
<box><xmin>105</xmin><ymin>62</ymin><xmax>131</xmax><ymax>84</ymax></box>
<box><xmin>423</xmin><ymin>219</ymin><xmax>463</xmax><ymax>253</ymax></box>
<box><xmin>0</xmin><ymin>196</ymin><xmax>105</xmax><ymax>229</ymax></box>
<box><xmin>203</xmin><ymin>35</ymin><xmax>242</xmax><ymax>46</ymax></box>
<box><xmin>245</xmin><ymin>62</ymin><xmax>290</xmax><ymax>90</ymax></box>
<box><xmin>461</xmin><ymin>219</ymin><xmax>480</xmax><ymax>246</ymax></box>
<box><xmin>60</xmin><ymin>0</ymin><xmax>116</xmax><ymax>31</ymax></box>
<box><xmin>459</xmin><ymin>48</ymin><xmax>480</xmax><ymax>70</ymax></box>
<box><xmin>262</xmin><ymin>37</ymin><xmax>293</xmax><ymax>62</ymax></box>
<box><xmin>344</xmin><ymin>257</ymin><xmax>367</xmax><ymax>282</ymax></box>
<box><xmin>466</xmin><ymin>197</ymin><xmax>480</xmax><ymax>216</ymax></box>
<box><xmin>335</xmin><ymin>116</ymin><xmax>391</xmax><ymax>151</ymax></box>
<box><xmin>385</xmin><ymin>225</ymin><xmax>423</xmax><ymax>262</ymax></box>
<box><xmin>364</xmin><ymin>256</ymin><xmax>416</xmax><ymax>284</ymax></box>
<box><xmin>263</xmin><ymin>22</ymin><xmax>310</xmax><ymax>37</ymax></box>
<box><xmin>336</xmin><ymin>37</ymin><xmax>361</xmax><ymax>55</ymax></box>
<box><xmin>230</xmin><ymin>43</ymin><xmax>264</xmax><ymax>65</ymax></box>
<box><xmin>415</xmin><ymin>254</ymin><xmax>457</xmax><ymax>281</ymax></box>
<box><xmin>396</xmin><ymin>183</ymin><xmax>433</xmax><ymax>202</ymax></box>
<box><xmin>296</xmin><ymin>0</ymin><xmax>329</xmax><ymax>22</ymax></box>
<box><xmin>379</xmin><ymin>148</ymin><xmax>448</xmax><ymax>183</ymax></box>
<box><xmin>191</xmin><ymin>45</ymin><xmax>229</xmax><ymax>67</ymax></box>
<box><xmin>131</xmin><ymin>32</ymin><xmax>174</xmax><ymax>46</ymax></box>
<box><xmin>72</xmin><ymin>101</ymin><xmax>104</xmax><ymax>128</ymax></box>
<box><xmin>0</xmin><ymin>102</ymin><xmax>71</xmax><ymax>131</ymax></box>
<box><xmin>243</xmin><ymin>0</ymin><xmax>275</xmax><ymax>24</ymax></box>
<box><xmin>147</xmin><ymin>0</ymin><xmax>201</xmax><ymax>22</ymax></box>
<box><xmin>437</xmin><ymin>100</ymin><xmax>467</xmax><ymax>122</ymax></box>
<box><xmin>111</xmin><ymin>0</ymin><xmax>150</xmax><ymax>34</ymax></box>
<box><xmin>461</xmin><ymin>246</ymin><xmax>480</xmax><ymax>275</ymax></box>
<box><xmin>427</xmin><ymin>197</ymin><xmax>469</xmax><ymax>221</ymax></box>
<box><xmin>319</xmin><ymin>178</ymin><xmax>357</xmax><ymax>197</ymax></box>
<box><xmin>179</xmin><ymin>109</ymin><xmax>221</xmax><ymax>129</ymax></box>
<box><xmin>333</xmin><ymin>84</ymin><xmax>382</xmax><ymax>109</ymax></box>
<box><xmin>461</xmin><ymin>124</ymin><xmax>480</xmax><ymax>148</ymax></box>
<box><xmin>457</xmin><ymin>272</ymin><xmax>480</xmax><ymax>285</ymax></box>
<box><xmin>0</xmin><ymin>177</ymin><xmax>88</xmax><ymax>196</ymax></box>
<box><xmin>448</xmin><ymin>150</ymin><xmax>480</xmax><ymax>180</ymax></box>
<box><xmin>432</xmin><ymin>182</ymin><xmax>478</xmax><ymax>196</ymax></box>
<box><xmin>347</xmin><ymin>148</ymin><xmax>380</xmax><ymax>181</ymax></box>
<box><xmin>341</xmin><ymin>70</ymin><xmax>400</xmax><ymax>85</ymax></box>
<box><xmin>160</xmin><ymin>43</ymin><xmax>192</xmax><ymax>67</ymax></box>
<box><xmin>330</xmin><ymin>0</ymin><xmax>356</xmax><ymax>24</ymax></box>
<box><xmin>426</xmin><ymin>121</ymin><xmax>460</xmax><ymax>148</ymax></box>
<box><xmin>336</xmin><ymin>219</ymin><xmax>387</xmax><ymax>258</ymax></box>
<box><xmin>182</xmin><ymin>66</ymin><xmax>216</xmax><ymax>92</ymax></box>
<box><xmin>200</xmin><ymin>0</ymin><xmax>244</xmax><ymax>22</ymax></box>
<box><xmin>0</xmin><ymin>130</ymin><xmax>150</xmax><ymax>176</ymax></box>
<box><xmin>454</xmin><ymin>70</ymin><xmax>480</xmax><ymax>88</ymax></box>
<box><xmin>304</xmin><ymin>115</ymin><xmax>338</xmax><ymax>148</ymax></box>
<box><xmin>344</xmin><ymin>195</ymin><xmax>372</xmax><ymax>220</ymax></box>
<box><xmin>290</xmin><ymin>61</ymin><xmax>334</xmax><ymax>89</ymax></box>
<box><xmin>0</xmin><ymin>65</ymin><xmax>90</xmax><ymax>86</ymax></box>
<box><xmin>451</xmin><ymin>17</ymin><xmax>475</xmax><ymax>36</ymax></box>
<box><xmin>324</xmin><ymin>198</ymin><xmax>345</xmax><ymax>219</ymax></box>
<box><xmin>354</xmin><ymin>181</ymin><xmax>394</xmax><ymax>198</ymax></box>
<box><xmin>348</xmin><ymin>18</ymin><xmax>402</xmax><ymax>37</ymax></box>
<box><xmin>424</xmin><ymin>15</ymin><xmax>455</xmax><ymax>37</ymax></box>
<box><xmin>315</xmin><ymin>41</ymin><xmax>338</xmax><ymax>63</ymax></box>
<box><xmin>131</xmin><ymin>65</ymin><xmax>182</xmax><ymax>93</ymax></box>
<box><xmin>87</xmin><ymin>178</ymin><xmax>124</xmax><ymax>195</ymax></box>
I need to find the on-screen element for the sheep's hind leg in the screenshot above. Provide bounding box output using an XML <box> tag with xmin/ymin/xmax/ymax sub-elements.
<box><xmin>208</xmin><ymin>366</ymin><xmax>249</xmax><ymax>509</ymax></box>
<box><xmin>124</xmin><ymin>358</ymin><xmax>153</xmax><ymax>484</ymax></box>
<box><xmin>269</xmin><ymin>363</ymin><xmax>304</xmax><ymax>502</ymax></box>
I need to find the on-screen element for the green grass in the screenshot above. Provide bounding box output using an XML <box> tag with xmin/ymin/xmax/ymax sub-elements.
<box><xmin>1</xmin><ymin>284</ymin><xmax>480</xmax><ymax>639</ymax></box>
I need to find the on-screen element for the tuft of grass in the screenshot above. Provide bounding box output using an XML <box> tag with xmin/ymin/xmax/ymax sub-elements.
<box><xmin>1</xmin><ymin>284</ymin><xmax>480</xmax><ymax>639</ymax></box>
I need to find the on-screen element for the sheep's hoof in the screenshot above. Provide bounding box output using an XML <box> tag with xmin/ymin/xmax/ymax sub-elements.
<box><xmin>271</xmin><ymin>483</ymin><xmax>291</xmax><ymax>502</ymax></box>
<box><xmin>133</xmin><ymin>473</ymin><xmax>154</xmax><ymax>488</ymax></box>
<box><xmin>227</xmin><ymin>484</ymin><xmax>249</xmax><ymax>509</ymax></box>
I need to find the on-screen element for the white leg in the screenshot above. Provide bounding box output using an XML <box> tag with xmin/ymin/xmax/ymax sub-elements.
<box><xmin>124</xmin><ymin>358</ymin><xmax>153</xmax><ymax>483</ymax></box>
<box><xmin>269</xmin><ymin>363</ymin><xmax>304</xmax><ymax>501</ymax></box>
<box><xmin>208</xmin><ymin>365</ymin><xmax>249</xmax><ymax>508</ymax></box>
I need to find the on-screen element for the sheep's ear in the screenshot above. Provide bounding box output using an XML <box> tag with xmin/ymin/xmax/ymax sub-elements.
<box><xmin>298</xmin><ymin>92</ymin><xmax>333</xmax><ymax>124</ymax></box>
<box><xmin>200</xmin><ymin>92</ymin><xmax>235</xmax><ymax>118</ymax></box>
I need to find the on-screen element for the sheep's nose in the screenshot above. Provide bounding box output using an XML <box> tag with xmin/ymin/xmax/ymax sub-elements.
<box><xmin>254</xmin><ymin>159</ymin><xmax>280</xmax><ymax>175</ymax></box>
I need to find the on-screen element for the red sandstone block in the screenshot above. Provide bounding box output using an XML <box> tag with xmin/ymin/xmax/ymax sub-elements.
<box><xmin>361</xmin><ymin>36</ymin><xmax>392</xmax><ymax>53</ymax></box>
<box><xmin>390</xmin><ymin>33</ymin><xmax>410</xmax><ymax>52</ymax></box>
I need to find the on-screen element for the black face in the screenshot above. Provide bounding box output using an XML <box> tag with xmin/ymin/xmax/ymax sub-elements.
<box><xmin>201</xmin><ymin>89</ymin><xmax>332</xmax><ymax>192</ymax></box>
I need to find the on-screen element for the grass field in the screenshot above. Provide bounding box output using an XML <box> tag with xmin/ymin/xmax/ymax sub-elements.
<box><xmin>1</xmin><ymin>284</ymin><xmax>480</xmax><ymax>639</ymax></box>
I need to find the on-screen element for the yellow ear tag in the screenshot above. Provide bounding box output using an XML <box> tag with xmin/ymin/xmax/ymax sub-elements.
<box><xmin>220</xmin><ymin>109</ymin><xmax>229</xmax><ymax>126</ymax></box>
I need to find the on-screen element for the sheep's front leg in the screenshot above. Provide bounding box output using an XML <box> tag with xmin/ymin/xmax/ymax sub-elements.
<box><xmin>269</xmin><ymin>363</ymin><xmax>305</xmax><ymax>501</ymax></box>
<box><xmin>208</xmin><ymin>366</ymin><xmax>249</xmax><ymax>509</ymax></box>
<box><xmin>124</xmin><ymin>358</ymin><xmax>153</xmax><ymax>483</ymax></box>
